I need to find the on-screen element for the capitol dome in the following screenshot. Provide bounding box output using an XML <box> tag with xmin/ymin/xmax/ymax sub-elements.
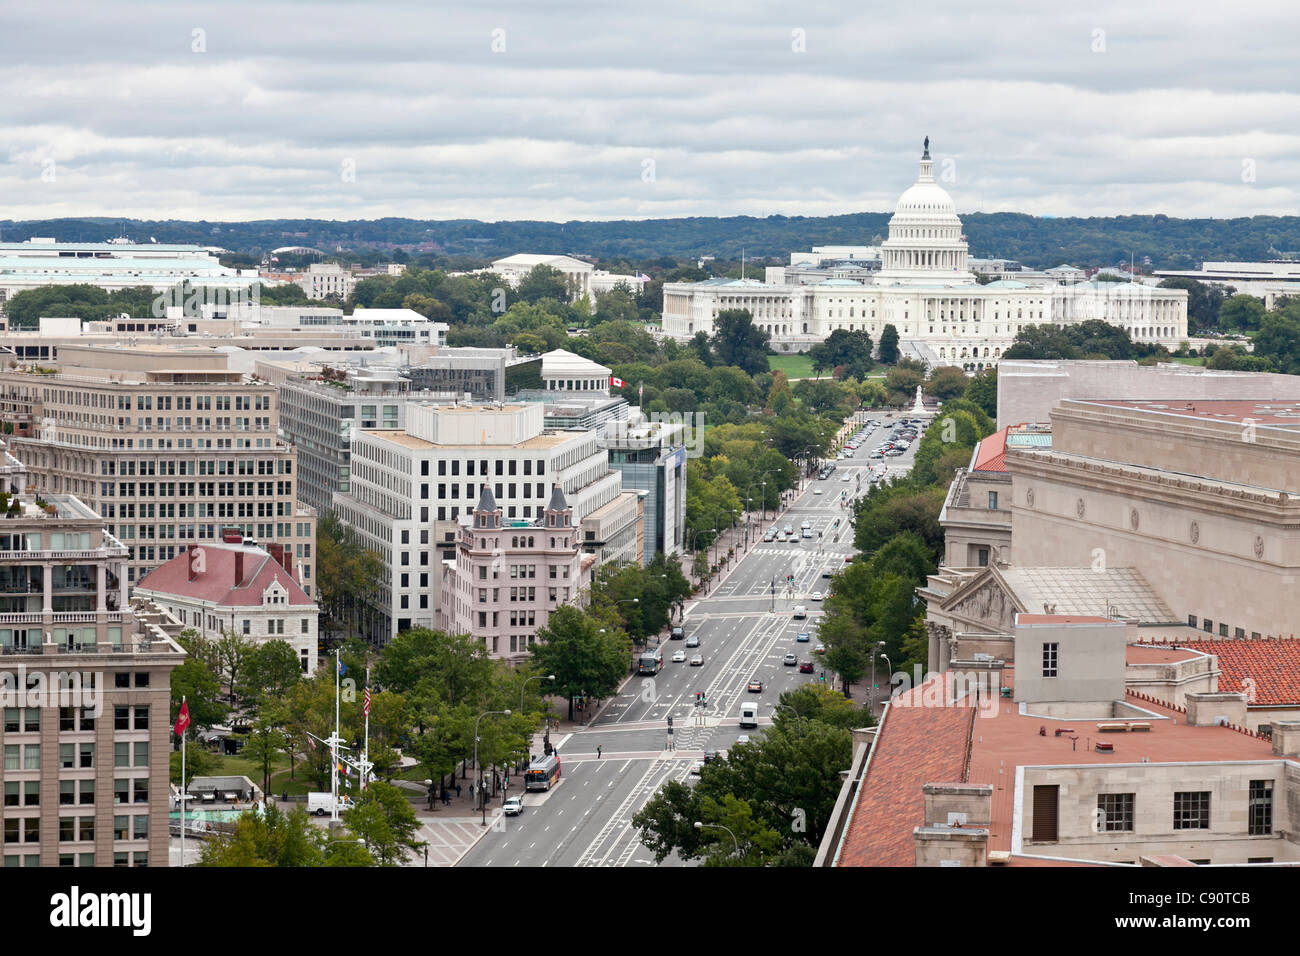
<box><xmin>876</xmin><ymin>138</ymin><xmax>974</xmax><ymax>286</ymax></box>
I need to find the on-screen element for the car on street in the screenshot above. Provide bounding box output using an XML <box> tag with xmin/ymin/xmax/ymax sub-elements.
<box><xmin>783</xmin><ymin>653</ymin><xmax>798</xmax><ymax>666</ymax></box>
<box><xmin>703</xmin><ymin>751</ymin><xmax>720</xmax><ymax>765</ymax></box>
<box><xmin>689</xmin><ymin>760</ymin><xmax>704</xmax><ymax>775</ymax></box>
<box><xmin>736</xmin><ymin>734</ymin><xmax>751</xmax><ymax>745</ymax></box>
<box><xmin>799</xmin><ymin>661</ymin><xmax>815</xmax><ymax>673</ymax></box>
<box><xmin>690</xmin><ymin>654</ymin><xmax>703</xmax><ymax>666</ymax></box>
<box><xmin>685</xmin><ymin>634</ymin><xmax>700</xmax><ymax>647</ymax></box>
<box><xmin>792</xmin><ymin>605</ymin><xmax>807</xmax><ymax>619</ymax></box>
<box><xmin>801</xmin><ymin>528</ymin><xmax>812</xmax><ymax>538</ymax></box>
<box><xmin>671</xmin><ymin>650</ymin><xmax>686</xmax><ymax>662</ymax></box>
<box><xmin>670</xmin><ymin>625</ymin><xmax>684</xmax><ymax>639</ymax></box>
<box><xmin>869</xmin><ymin>452</ymin><xmax>884</xmax><ymax>460</ymax></box>
<box><xmin>763</xmin><ymin>531</ymin><xmax>775</xmax><ymax>542</ymax></box>
<box><xmin>841</xmin><ymin>473</ymin><xmax>852</xmax><ymax>481</ymax></box>
<box><xmin>844</xmin><ymin>554</ymin><xmax>853</xmax><ymax>562</ymax></box>
<box><xmin>783</xmin><ymin>524</ymin><xmax>794</xmax><ymax>535</ymax></box>
<box><xmin>813</xmin><ymin>487</ymin><xmax>824</xmax><ymax>495</ymax></box>
<box><xmin>796</xmin><ymin>631</ymin><xmax>810</xmax><ymax>642</ymax></box>
<box><xmin>814</xmin><ymin>643</ymin><xmax>826</xmax><ymax>654</ymax></box>
<box><xmin>801</xmin><ymin>520</ymin><xmax>811</xmax><ymax>529</ymax></box>
<box><xmin>503</xmin><ymin>796</ymin><xmax>524</xmax><ymax>816</ymax></box>
<box><xmin>747</xmin><ymin>678</ymin><xmax>763</xmax><ymax>692</ymax></box>
<box><xmin>821</xmin><ymin>569</ymin><xmax>833</xmax><ymax>578</ymax></box>
<box><xmin>811</xmin><ymin>590</ymin><xmax>823</xmax><ymax>601</ymax></box>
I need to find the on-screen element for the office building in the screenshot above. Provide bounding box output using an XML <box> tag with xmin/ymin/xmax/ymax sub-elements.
<box><xmin>0</xmin><ymin>491</ymin><xmax>186</xmax><ymax>868</ymax></box>
<box><xmin>333</xmin><ymin>401</ymin><xmax>638</xmax><ymax>641</ymax></box>
<box><xmin>0</xmin><ymin>345</ymin><xmax>315</xmax><ymax>594</ymax></box>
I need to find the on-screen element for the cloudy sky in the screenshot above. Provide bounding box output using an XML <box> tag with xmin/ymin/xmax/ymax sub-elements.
<box><xmin>2</xmin><ymin>0</ymin><xmax>1297</xmax><ymax>222</ymax></box>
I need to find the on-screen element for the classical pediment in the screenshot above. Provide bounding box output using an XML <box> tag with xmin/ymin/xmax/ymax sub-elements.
<box><xmin>939</xmin><ymin>567</ymin><xmax>1024</xmax><ymax>633</ymax></box>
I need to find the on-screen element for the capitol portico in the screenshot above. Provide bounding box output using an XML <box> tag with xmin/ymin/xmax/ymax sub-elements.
<box><xmin>661</xmin><ymin>141</ymin><xmax>1188</xmax><ymax>368</ymax></box>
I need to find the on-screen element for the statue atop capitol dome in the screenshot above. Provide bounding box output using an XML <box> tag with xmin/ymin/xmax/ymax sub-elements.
<box><xmin>923</xmin><ymin>135</ymin><xmax>929</xmax><ymax>159</ymax></box>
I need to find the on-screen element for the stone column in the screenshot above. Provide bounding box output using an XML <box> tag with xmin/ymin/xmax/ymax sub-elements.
<box><xmin>97</xmin><ymin>564</ymin><xmax>107</xmax><ymax>613</ymax></box>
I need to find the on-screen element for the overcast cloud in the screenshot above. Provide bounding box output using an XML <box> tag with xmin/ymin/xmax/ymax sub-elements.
<box><xmin>1</xmin><ymin>0</ymin><xmax>1297</xmax><ymax>222</ymax></box>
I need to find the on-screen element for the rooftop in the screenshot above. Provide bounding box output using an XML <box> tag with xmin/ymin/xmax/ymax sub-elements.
<box><xmin>134</xmin><ymin>540</ymin><xmax>313</xmax><ymax>608</ymax></box>
<box><xmin>999</xmin><ymin>566</ymin><xmax>1175</xmax><ymax>623</ymax></box>
<box><xmin>366</xmin><ymin>428</ymin><xmax>571</xmax><ymax>451</ymax></box>
<box><xmin>835</xmin><ymin>675</ymin><xmax>1277</xmax><ymax>867</ymax></box>
<box><xmin>1137</xmin><ymin>638</ymin><xmax>1300</xmax><ymax>706</ymax></box>
<box><xmin>1072</xmin><ymin>398</ymin><xmax>1300</xmax><ymax>430</ymax></box>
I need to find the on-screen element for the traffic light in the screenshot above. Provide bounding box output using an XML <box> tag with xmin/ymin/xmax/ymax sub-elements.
<box><xmin>701</xmin><ymin>693</ymin><xmax>707</xmax><ymax>705</ymax></box>
<box><xmin>667</xmin><ymin>715</ymin><xmax>673</xmax><ymax>727</ymax></box>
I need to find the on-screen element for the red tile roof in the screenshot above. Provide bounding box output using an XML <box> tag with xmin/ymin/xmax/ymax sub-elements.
<box><xmin>1154</xmin><ymin>638</ymin><xmax>1300</xmax><ymax>706</ymax></box>
<box><xmin>835</xmin><ymin>688</ymin><xmax>975</xmax><ymax>867</ymax></box>
<box><xmin>135</xmin><ymin>542</ymin><xmax>313</xmax><ymax>608</ymax></box>
<box><xmin>970</xmin><ymin>428</ymin><xmax>1009</xmax><ymax>473</ymax></box>
<box><xmin>835</xmin><ymin>673</ymin><xmax>1276</xmax><ymax>867</ymax></box>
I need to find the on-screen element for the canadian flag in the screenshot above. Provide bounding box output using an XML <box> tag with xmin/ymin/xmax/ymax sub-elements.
<box><xmin>610</xmin><ymin>376</ymin><xmax>625</xmax><ymax>388</ymax></box>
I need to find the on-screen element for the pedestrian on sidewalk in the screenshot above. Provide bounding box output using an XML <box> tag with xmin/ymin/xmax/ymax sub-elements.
<box><xmin>455</xmin><ymin>782</ymin><xmax>462</xmax><ymax>798</ymax></box>
<box><xmin>468</xmin><ymin>782</ymin><xmax>474</xmax><ymax>800</ymax></box>
<box><xmin>597</xmin><ymin>745</ymin><xmax>603</xmax><ymax>758</ymax></box>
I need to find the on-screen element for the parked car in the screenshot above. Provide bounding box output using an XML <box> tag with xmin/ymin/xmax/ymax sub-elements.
<box><xmin>503</xmin><ymin>796</ymin><xmax>524</xmax><ymax>816</ymax></box>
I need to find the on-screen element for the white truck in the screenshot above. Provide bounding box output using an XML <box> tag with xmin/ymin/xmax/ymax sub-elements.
<box><xmin>739</xmin><ymin>701</ymin><xmax>759</xmax><ymax>729</ymax></box>
<box><xmin>307</xmin><ymin>792</ymin><xmax>354</xmax><ymax>816</ymax></box>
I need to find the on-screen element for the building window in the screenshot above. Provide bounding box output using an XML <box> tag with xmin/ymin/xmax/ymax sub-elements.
<box><xmin>1173</xmin><ymin>791</ymin><xmax>1210</xmax><ymax>830</ymax></box>
<box><xmin>1187</xmin><ymin>615</ymin><xmax>1197</xmax><ymax>628</ymax></box>
<box><xmin>1042</xmin><ymin>643</ymin><xmax>1058</xmax><ymax>678</ymax></box>
<box><xmin>1202</xmin><ymin>618</ymin><xmax>1213</xmax><ymax>633</ymax></box>
<box><xmin>1097</xmin><ymin>793</ymin><xmax>1134</xmax><ymax>832</ymax></box>
<box><xmin>1249</xmin><ymin>780</ymin><xmax>1273</xmax><ymax>835</ymax></box>
<box><xmin>977</xmin><ymin>548</ymin><xmax>989</xmax><ymax>568</ymax></box>
<box><xmin>988</xmin><ymin>491</ymin><xmax>998</xmax><ymax>510</ymax></box>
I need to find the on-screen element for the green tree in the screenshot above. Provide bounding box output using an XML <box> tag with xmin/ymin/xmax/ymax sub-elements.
<box><xmin>214</xmin><ymin>633</ymin><xmax>256</xmax><ymax>707</ymax></box>
<box><xmin>341</xmin><ymin>781</ymin><xmax>425</xmax><ymax>866</ymax></box>
<box><xmin>878</xmin><ymin>324</ymin><xmax>900</xmax><ymax>364</ymax></box>
<box><xmin>316</xmin><ymin>512</ymin><xmax>385</xmax><ymax>642</ymax></box>
<box><xmin>239</xmin><ymin>720</ymin><xmax>287</xmax><ymax>794</ymax></box>
<box><xmin>171</xmin><ymin>630</ymin><xmax>229</xmax><ymax>735</ymax></box>
<box><xmin>240</xmin><ymin>639</ymin><xmax>303</xmax><ymax>709</ymax></box>
<box><xmin>965</xmin><ymin>367</ymin><xmax>997</xmax><ymax>420</ymax></box>
<box><xmin>709</xmin><ymin>309</ymin><xmax>771</xmax><ymax>376</ymax></box>
<box><xmin>1218</xmin><ymin>294</ymin><xmax>1267</xmax><ymax>332</ymax></box>
<box><xmin>515</xmin><ymin>264</ymin><xmax>572</xmax><ymax>304</ymax></box>
<box><xmin>531</xmin><ymin>606</ymin><xmax>630</xmax><ymax>719</ymax></box>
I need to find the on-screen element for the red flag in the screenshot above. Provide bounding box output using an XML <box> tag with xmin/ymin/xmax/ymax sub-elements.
<box><xmin>174</xmin><ymin>701</ymin><xmax>190</xmax><ymax>736</ymax></box>
<box><xmin>610</xmin><ymin>376</ymin><xmax>625</xmax><ymax>388</ymax></box>
<box><xmin>363</xmin><ymin>687</ymin><xmax>371</xmax><ymax>717</ymax></box>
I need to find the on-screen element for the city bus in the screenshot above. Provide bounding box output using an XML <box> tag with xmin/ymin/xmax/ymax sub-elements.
<box><xmin>638</xmin><ymin>646</ymin><xmax>663</xmax><ymax>675</ymax></box>
<box><xmin>525</xmin><ymin>754</ymin><xmax>561</xmax><ymax>792</ymax></box>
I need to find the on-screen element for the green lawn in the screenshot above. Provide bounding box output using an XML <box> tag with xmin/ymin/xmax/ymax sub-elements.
<box><xmin>767</xmin><ymin>354</ymin><xmax>817</xmax><ymax>379</ymax></box>
<box><xmin>1167</xmin><ymin>356</ymin><xmax>1206</xmax><ymax>366</ymax></box>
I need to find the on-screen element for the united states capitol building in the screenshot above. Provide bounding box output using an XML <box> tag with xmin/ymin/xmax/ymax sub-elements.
<box><xmin>661</xmin><ymin>142</ymin><xmax>1188</xmax><ymax>368</ymax></box>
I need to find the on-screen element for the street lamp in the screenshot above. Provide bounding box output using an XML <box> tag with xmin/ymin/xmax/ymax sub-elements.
<box><xmin>775</xmin><ymin>702</ymin><xmax>803</xmax><ymax>723</ymax></box>
<box><xmin>870</xmin><ymin>641</ymin><xmax>885</xmax><ymax>715</ymax></box>
<box><xmin>474</xmin><ymin>709</ymin><xmax>511</xmax><ymax>827</ymax></box>
<box><xmin>521</xmin><ymin>674</ymin><xmax>555</xmax><ymax>715</ymax></box>
<box><xmin>694</xmin><ymin>821</ymin><xmax>740</xmax><ymax>857</ymax></box>
<box><xmin>880</xmin><ymin>653</ymin><xmax>892</xmax><ymax>711</ymax></box>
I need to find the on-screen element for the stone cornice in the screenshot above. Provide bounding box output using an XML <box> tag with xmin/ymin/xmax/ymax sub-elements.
<box><xmin>1005</xmin><ymin>447</ymin><xmax>1300</xmax><ymax>524</ymax></box>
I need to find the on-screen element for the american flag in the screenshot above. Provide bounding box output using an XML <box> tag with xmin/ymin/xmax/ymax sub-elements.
<box><xmin>363</xmin><ymin>687</ymin><xmax>371</xmax><ymax>717</ymax></box>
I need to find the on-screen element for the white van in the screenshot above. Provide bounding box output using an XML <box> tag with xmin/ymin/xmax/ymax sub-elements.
<box><xmin>307</xmin><ymin>792</ymin><xmax>354</xmax><ymax>816</ymax></box>
<box><xmin>739</xmin><ymin>701</ymin><xmax>758</xmax><ymax>729</ymax></box>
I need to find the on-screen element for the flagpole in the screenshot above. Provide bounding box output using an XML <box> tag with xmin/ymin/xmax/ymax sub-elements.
<box><xmin>362</xmin><ymin>667</ymin><xmax>370</xmax><ymax>792</ymax></box>
<box><xmin>332</xmin><ymin>649</ymin><xmax>340</xmax><ymax>824</ymax></box>
<box><xmin>180</xmin><ymin>695</ymin><xmax>186</xmax><ymax>866</ymax></box>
